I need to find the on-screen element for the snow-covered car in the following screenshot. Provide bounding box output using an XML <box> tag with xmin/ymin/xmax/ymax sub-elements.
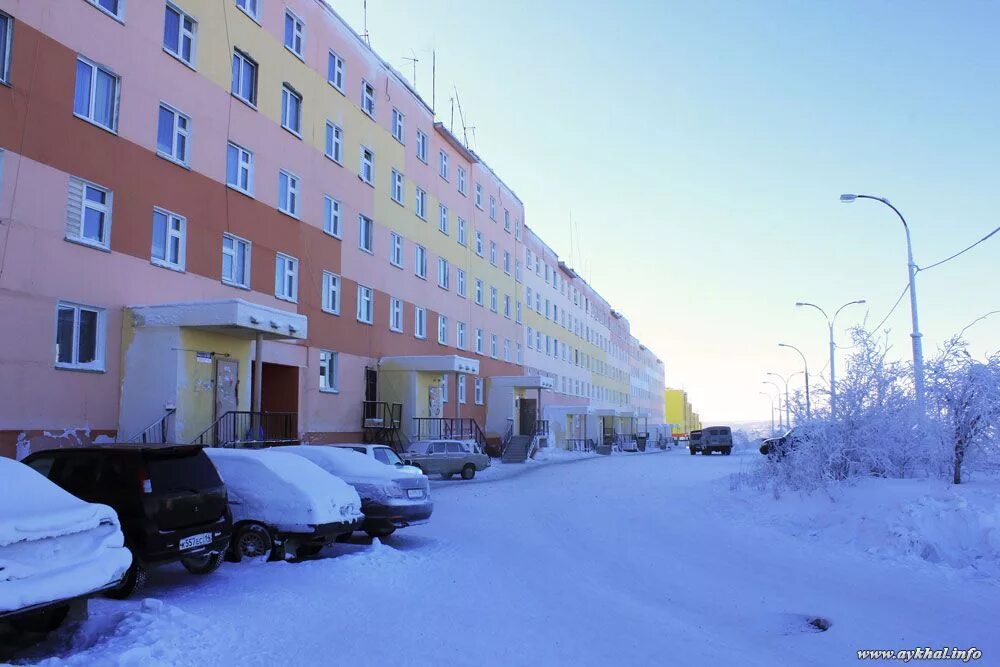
<box><xmin>405</xmin><ymin>440</ymin><xmax>491</xmax><ymax>480</ymax></box>
<box><xmin>760</xmin><ymin>430</ymin><xmax>798</xmax><ymax>459</ymax></box>
<box><xmin>335</xmin><ymin>444</ymin><xmax>423</xmax><ymax>475</ymax></box>
<box><xmin>1</xmin><ymin>458</ymin><xmax>131</xmax><ymax>634</ymax></box>
<box><xmin>205</xmin><ymin>448</ymin><xmax>363</xmax><ymax>560</ymax></box>
<box><xmin>282</xmin><ymin>446</ymin><xmax>432</xmax><ymax>539</ymax></box>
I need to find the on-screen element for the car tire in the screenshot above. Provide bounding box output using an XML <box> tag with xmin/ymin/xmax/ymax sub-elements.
<box><xmin>9</xmin><ymin>604</ymin><xmax>71</xmax><ymax>634</ymax></box>
<box><xmin>296</xmin><ymin>544</ymin><xmax>324</xmax><ymax>558</ymax></box>
<box><xmin>365</xmin><ymin>527</ymin><xmax>396</xmax><ymax>539</ymax></box>
<box><xmin>460</xmin><ymin>464</ymin><xmax>476</xmax><ymax>480</ymax></box>
<box><xmin>180</xmin><ymin>551</ymin><xmax>224</xmax><ymax>575</ymax></box>
<box><xmin>724</xmin><ymin>448</ymin><xmax>732</xmax><ymax>456</ymax></box>
<box><xmin>689</xmin><ymin>448</ymin><xmax>696</xmax><ymax>456</ymax></box>
<box><xmin>231</xmin><ymin>523</ymin><xmax>273</xmax><ymax>563</ymax></box>
<box><xmin>105</xmin><ymin>559</ymin><xmax>148</xmax><ymax>600</ymax></box>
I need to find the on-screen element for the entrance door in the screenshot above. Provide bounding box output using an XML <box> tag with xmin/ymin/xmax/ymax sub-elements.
<box><xmin>364</xmin><ymin>368</ymin><xmax>378</xmax><ymax>420</ymax></box>
<box><xmin>215</xmin><ymin>358</ymin><xmax>239</xmax><ymax>420</ymax></box>
<box><xmin>519</xmin><ymin>398</ymin><xmax>537</xmax><ymax>436</ymax></box>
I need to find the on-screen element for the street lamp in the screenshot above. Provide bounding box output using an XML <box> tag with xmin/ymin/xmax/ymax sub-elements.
<box><xmin>762</xmin><ymin>381</ymin><xmax>784</xmax><ymax>430</ymax></box>
<box><xmin>766</xmin><ymin>372</ymin><xmax>793</xmax><ymax>428</ymax></box>
<box><xmin>796</xmin><ymin>299</ymin><xmax>866</xmax><ymax>419</ymax></box>
<box><xmin>778</xmin><ymin>343</ymin><xmax>810</xmax><ymax>418</ymax></box>
<box><xmin>759</xmin><ymin>391</ymin><xmax>775</xmax><ymax>436</ymax></box>
<box><xmin>840</xmin><ymin>194</ymin><xmax>924</xmax><ymax>415</ymax></box>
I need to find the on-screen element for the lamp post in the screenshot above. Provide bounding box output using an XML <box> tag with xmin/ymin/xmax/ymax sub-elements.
<box><xmin>759</xmin><ymin>391</ymin><xmax>775</xmax><ymax>436</ymax></box>
<box><xmin>796</xmin><ymin>299</ymin><xmax>866</xmax><ymax>419</ymax></box>
<box><xmin>778</xmin><ymin>343</ymin><xmax>810</xmax><ymax>418</ymax></box>
<box><xmin>840</xmin><ymin>194</ymin><xmax>924</xmax><ymax>415</ymax></box>
<box><xmin>762</xmin><ymin>381</ymin><xmax>783</xmax><ymax>430</ymax></box>
<box><xmin>766</xmin><ymin>372</ymin><xmax>793</xmax><ymax>428</ymax></box>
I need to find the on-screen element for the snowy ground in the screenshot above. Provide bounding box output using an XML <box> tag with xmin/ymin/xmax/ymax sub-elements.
<box><xmin>7</xmin><ymin>448</ymin><xmax>999</xmax><ymax>666</ymax></box>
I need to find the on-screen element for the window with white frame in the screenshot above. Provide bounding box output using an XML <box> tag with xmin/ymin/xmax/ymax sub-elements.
<box><xmin>55</xmin><ymin>301</ymin><xmax>105</xmax><ymax>371</ymax></box>
<box><xmin>319</xmin><ymin>350</ymin><xmax>339</xmax><ymax>392</ymax></box>
<box><xmin>475</xmin><ymin>231</ymin><xmax>483</xmax><ymax>256</ymax></box>
<box><xmin>457</xmin><ymin>268</ymin><xmax>466</xmax><ymax>298</ymax></box>
<box><xmin>231</xmin><ymin>49</ymin><xmax>257</xmax><ymax>106</ymax></box>
<box><xmin>222</xmin><ymin>233</ymin><xmax>250</xmax><ymax>288</ymax></box>
<box><xmin>280</xmin><ymin>84</ymin><xmax>302</xmax><ymax>136</ymax></box>
<box><xmin>66</xmin><ymin>177</ymin><xmax>112</xmax><ymax>249</ymax></box>
<box><xmin>489</xmin><ymin>286</ymin><xmax>498</xmax><ymax>312</ymax></box>
<box><xmin>164</xmin><ymin>4</ymin><xmax>197</xmax><ymax>67</ymax></box>
<box><xmin>517</xmin><ymin>343</ymin><xmax>523</xmax><ymax>364</ymax></box>
<box><xmin>438</xmin><ymin>204</ymin><xmax>448</xmax><ymax>234</ymax></box>
<box><xmin>391</xmin><ymin>169</ymin><xmax>404</xmax><ymax>204</ymax></box>
<box><xmin>515</xmin><ymin>220</ymin><xmax>522</xmax><ymax>240</ymax></box>
<box><xmin>457</xmin><ymin>218</ymin><xmax>467</xmax><ymax>246</ymax></box>
<box><xmin>458</xmin><ymin>374</ymin><xmax>467</xmax><ymax>403</ymax></box>
<box><xmin>392</xmin><ymin>108</ymin><xmax>404</xmax><ymax>143</ymax></box>
<box><xmin>416</xmin><ymin>129</ymin><xmax>428</xmax><ymax>163</ymax></box>
<box><xmin>390</xmin><ymin>232</ymin><xmax>403</xmax><ymax>267</ymax></box>
<box><xmin>358</xmin><ymin>214</ymin><xmax>374</xmax><ymax>253</ymax></box>
<box><xmin>457</xmin><ymin>322</ymin><xmax>466</xmax><ymax>349</ymax></box>
<box><xmin>323</xmin><ymin>195</ymin><xmax>342</xmax><ymax>238</ymax></box>
<box><xmin>489</xmin><ymin>241</ymin><xmax>497</xmax><ymax>266</ymax></box>
<box><xmin>325</xmin><ymin>122</ymin><xmax>343</xmax><ymax>163</ymax></box>
<box><xmin>475</xmin><ymin>183</ymin><xmax>483</xmax><ymax>209</ymax></box>
<box><xmin>361</xmin><ymin>80</ymin><xmax>375</xmax><ymax>117</ymax></box>
<box><xmin>327</xmin><ymin>50</ymin><xmax>344</xmax><ymax>91</ymax></box>
<box><xmin>415</xmin><ymin>187</ymin><xmax>427</xmax><ymax>219</ymax></box>
<box><xmin>515</xmin><ymin>260</ymin><xmax>522</xmax><ymax>282</ymax></box>
<box><xmin>490</xmin><ymin>334</ymin><xmax>498</xmax><ymax>359</ymax></box>
<box><xmin>389</xmin><ymin>297</ymin><xmax>403</xmax><ymax>332</ymax></box>
<box><xmin>516</xmin><ymin>301</ymin><xmax>522</xmax><ymax>324</ymax></box>
<box><xmin>457</xmin><ymin>166</ymin><xmax>466</xmax><ymax>195</ymax></box>
<box><xmin>474</xmin><ymin>377</ymin><xmax>484</xmax><ymax>404</ymax></box>
<box><xmin>414</xmin><ymin>245</ymin><xmax>427</xmax><ymax>279</ymax></box>
<box><xmin>474</xmin><ymin>279</ymin><xmax>483</xmax><ymax>306</ymax></box>
<box><xmin>503</xmin><ymin>250</ymin><xmax>511</xmax><ymax>274</ymax></box>
<box><xmin>73</xmin><ymin>57</ymin><xmax>120</xmax><ymax>132</ymax></box>
<box><xmin>414</xmin><ymin>306</ymin><xmax>427</xmax><ymax>339</ymax></box>
<box><xmin>278</xmin><ymin>170</ymin><xmax>300</xmax><ymax>217</ymax></box>
<box><xmin>226</xmin><ymin>141</ymin><xmax>253</xmax><ymax>194</ymax></box>
<box><xmin>504</xmin><ymin>209</ymin><xmax>510</xmax><ymax>232</ymax></box>
<box><xmin>360</xmin><ymin>147</ymin><xmax>374</xmax><ymax>185</ymax></box>
<box><xmin>438</xmin><ymin>151</ymin><xmax>449</xmax><ymax>180</ymax></box>
<box><xmin>151</xmin><ymin>208</ymin><xmax>186</xmax><ymax>271</ymax></box>
<box><xmin>236</xmin><ymin>0</ymin><xmax>260</xmax><ymax>22</ymax></box>
<box><xmin>274</xmin><ymin>253</ymin><xmax>298</xmax><ymax>302</ymax></box>
<box><xmin>322</xmin><ymin>271</ymin><xmax>341</xmax><ymax>314</ymax></box>
<box><xmin>0</xmin><ymin>13</ymin><xmax>10</xmax><ymax>84</ymax></box>
<box><xmin>357</xmin><ymin>285</ymin><xmax>374</xmax><ymax>324</ymax></box>
<box><xmin>526</xmin><ymin>326</ymin><xmax>534</xmax><ymax>349</ymax></box>
<box><xmin>156</xmin><ymin>103</ymin><xmax>190</xmax><ymax>166</ymax></box>
<box><xmin>440</xmin><ymin>374</ymin><xmax>449</xmax><ymax>403</ymax></box>
<box><xmin>490</xmin><ymin>196</ymin><xmax>497</xmax><ymax>220</ymax></box>
<box><xmin>437</xmin><ymin>258</ymin><xmax>449</xmax><ymax>290</ymax></box>
<box><xmin>503</xmin><ymin>338</ymin><xmax>511</xmax><ymax>362</ymax></box>
<box><xmin>474</xmin><ymin>328</ymin><xmax>483</xmax><ymax>354</ymax></box>
<box><xmin>86</xmin><ymin>0</ymin><xmax>122</xmax><ymax>21</ymax></box>
<box><xmin>437</xmin><ymin>314</ymin><xmax>448</xmax><ymax>345</ymax></box>
<box><xmin>503</xmin><ymin>294</ymin><xmax>511</xmax><ymax>318</ymax></box>
<box><xmin>284</xmin><ymin>10</ymin><xmax>304</xmax><ymax>59</ymax></box>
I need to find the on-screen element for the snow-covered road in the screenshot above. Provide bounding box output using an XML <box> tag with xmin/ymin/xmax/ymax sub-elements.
<box><xmin>13</xmin><ymin>448</ymin><xmax>999</xmax><ymax>666</ymax></box>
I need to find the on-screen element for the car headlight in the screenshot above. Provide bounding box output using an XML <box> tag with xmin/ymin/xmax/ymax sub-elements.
<box><xmin>384</xmin><ymin>481</ymin><xmax>405</xmax><ymax>499</ymax></box>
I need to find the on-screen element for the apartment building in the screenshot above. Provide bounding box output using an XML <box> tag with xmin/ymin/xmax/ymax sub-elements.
<box><xmin>0</xmin><ymin>0</ymin><xmax>664</xmax><ymax>457</ymax></box>
<box><xmin>665</xmin><ymin>388</ymin><xmax>701</xmax><ymax>438</ymax></box>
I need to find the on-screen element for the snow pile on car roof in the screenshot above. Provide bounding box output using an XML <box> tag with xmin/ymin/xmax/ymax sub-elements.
<box><xmin>206</xmin><ymin>449</ymin><xmax>362</xmax><ymax>530</ymax></box>
<box><xmin>283</xmin><ymin>445</ymin><xmax>404</xmax><ymax>480</ymax></box>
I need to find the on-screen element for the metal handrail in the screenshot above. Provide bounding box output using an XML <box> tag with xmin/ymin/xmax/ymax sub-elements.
<box><xmin>500</xmin><ymin>418</ymin><xmax>514</xmax><ymax>456</ymax></box>
<box><xmin>191</xmin><ymin>411</ymin><xmax>297</xmax><ymax>448</ymax></box>
<box><xmin>127</xmin><ymin>408</ymin><xmax>176</xmax><ymax>444</ymax></box>
<box><xmin>412</xmin><ymin>417</ymin><xmax>488</xmax><ymax>452</ymax></box>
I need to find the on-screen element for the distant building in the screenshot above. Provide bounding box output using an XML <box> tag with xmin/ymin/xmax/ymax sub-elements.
<box><xmin>665</xmin><ymin>388</ymin><xmax>701</xmax><ymax>437</ymax></box>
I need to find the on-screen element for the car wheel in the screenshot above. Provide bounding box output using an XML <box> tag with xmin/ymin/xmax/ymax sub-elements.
<box><xmin>232</xmin><ymin>523</ymin><xmax>273</xmax><ymax>563</ymax></box>
<box><xmin>180</xmin><ymin>551</ymin><xmax>224</xmax><ymax>575</ymax></box>
<box><xmin>460</xmin><ymin>464</ymin><xmax>476</xmax><ymax>480</ymax></box>
<box><xmin>724</xmin><ymin>448</ymin><xmax>732</xmax><ymax>456</ymax></box>
<box><xmin>689</xmin><ymin>448</ymin><xmax>696</xmax><ymax>456</ymax></box>
<box><xmin>9</xmin><ymin>605</ymin><xmax>71</xmax><ymax>634</ymax></box>
<box><xmin>365</xmin><ymin>527</ymin><xmax>396</xmax><ymax>539</ymax></box>
<box><xmin>296</xmin><ymin>544</ymin><xmax>324</xmax><ymax>558</ymax></box>
<box><xmin>105</xmin><ymin>559</ymin><xmax>148</xmax><ymax>600</ymax></box>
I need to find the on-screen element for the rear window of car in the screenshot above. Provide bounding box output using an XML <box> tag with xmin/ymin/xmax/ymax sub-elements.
<box><xmin>147</xmin><ymin>450</ymin><xmax>222</xmax><ymax>492</ymax></box>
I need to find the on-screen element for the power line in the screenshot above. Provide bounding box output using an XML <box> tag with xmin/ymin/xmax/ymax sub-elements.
<box><xmin>919</xmin><ymin>225</ymin><xmax>1000</xmax><ymax>273</ymax></box>
<box><xmin>873</xmin><ymin>283</ymin><xmax>910</xmax><ymax>332</ymax></box>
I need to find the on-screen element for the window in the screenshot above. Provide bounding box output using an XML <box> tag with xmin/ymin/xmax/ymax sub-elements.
<box><xmin>274</xmin><ymin>253</ymin><xmax>298</xmax><ymax>302</ymax></box>
<box><xmin>504</xmin><ymin>338</ymin><xmax>511</xmax><ymax>362</ymax></box>
<box><xmin>526</xmin><ymin>326</ymin><xmax>533</xmax><ymax>349</ymax></box>
<box><xmin>515</xmin><ymin>260</ymin><xmax>522</xmax><ymax>282</ymax></box>
<box><xmin>490</xmin><ymin>333</ymin><xmax>497</xmax><ymax>357</ymax></box>
<box><xmin>360</xmin><ymin>147</ymin><xmax>374</xmax><ymax>185</ymax></box>
<box><xmin>515</xmin><ymin>220</ymin><xmax>522</xmax><ymax>241</ymax></box>
<box><xmin>475</xmin><ymin>231</ymin><xmax>483</xmax><ymax>257</ymax></box>
<box><xmin>415</xmin><ymin>188</ymin><xmax>427</xmax><ymax>219</ymax></box>
<box><xmin>474</xmin><ymin>279</ymin><xmax>483</xmax><ymax>306</ymax></box>
<box><xmin>325</xmin><ymin>122</ymin><xmax>343</xmax><ymax>163</ymax></box>
<box><xmin>156</xmin><ymin>103</ymin><xmax>189</xmax><ymax>166</ymax></box>
<box><xmin>441</xmin><ymin>374</ymin><xmax>449</xmax><ymax>403</ymax></box>
<box><xmin>490</xmin><ymin>196</ymin><xmax>497</xmax><ymax>221</ymax></box>
<box><xmin>414</xmin><ymin>307</ymin><xmax>427</xmax><ymax>339</ymax></box>
<box><xmin>361</xmin><ymin>80</ymin><xmax>375</xmax><ymax>117</ymax></box>
<box><xmin>392</xmin><ymin>108</ymin><xmax>404</xmax><ymax>143</ymax></box>
<box><xmin>73</xmin><ymin>57</ymin><xmax>119</xmax><ymax>132</ymax></box>
<box><xmin>0</xmin><ymin>13</ymin><xmax>9</xmax><ymax>84</ymax></box>
<box><xmin>278</xmin><ymin>170</ymin><xmax>300</xmax><ymax>217</ymax></box>
<box><xmin>457</xmin><ymin>269</ymin><xmax>467</xmax><ymax>298</ymax></box>
<box><xmin>457</xmin><ymin>167</ymin><xmax>466</xmax><ymax>195</ymax></box>
<box><xmin>489</xmin><ymin>241</ymin><xmax>497</xmax><ymax>266</ymax></box>
<box><xmin>489</xmin><ymin>287</ymin><xmax>498</xmax><ymax>313</ymax></box>
<box><xmin>322</xmin><ymin>271</ymin><xmax>341</xmax><ymax>314</ymax></box>
<box><xmin>389</xmin><ymin>169</ymin><xmax>405</xmax><ymax>204</ymax></box>
<box><xmin>226</xmin><ymin>142</ymin><xmax>254</xmax><ymax>194</ymax></box>
<box><xmin>319</xmin><ymin>351</ymin><xmax>339</xmax><ymax>392</ymax></box>
<box><xmin>516</xmin><ymin>301</ymin><xmax>522</xmax><ymax>324</ymax></box>
<box><xmin>504</xmin><ymin>209</ymin><xmax>511</xmax><ymax>232</ymax></box>
<box><xmin>323</xmin><ymin>49</ymin><xmax>345</xmax><ymax>91</ymax></box>
<box><xmin>323</xmin><ymin>195</ymin><xmax>342</xmax><ymax>238</ymax></box>
<box><xmin>474</xmin><ymin>329</ymin><xmax>483</xmax><ymax>354</ymax></box>
<box><xmin>236</xmin><ymin>0</ymin><xmax>260</xmax><ymax>21</ymax></box>
<box><xmin>438</xmin><ymin>204</ymin><xmax>448</xmax><ymax>234</ymax></box>
<box><xmin>503</xmin><ymin>295</ymin><xmax>511</xmax><ymax>318</ymax></box>
<box><xmin>457</xmin><ymin>218</ymin><xmax>467</xmax><ymax>246</ymax></box>
<box><xmin>231</xmin><ymin>49</ymin><xmax>257</xmax><ymax>106</ymax></box>
<box><xmin>357</xmin><ymin>285</ymin><xmax>374</xmax><ymax>323</ymax></box>
<box><xmin>390</xmin><ymin>232</ymin><xmax>403</xmax><ymax>267</ymax></box>
<box><xmin>389</xmin><ymin>297</ymin><xmax>403</xmax><ymax>332</ymax></box>
<box><xmin>414</xmin><ymin>245</ymin><xmax>427</xmax><ymax>278</ymax></box>
<box><xmin>458</xmin><ymin>374</ymin><xmax>467</xmax><ymax>403</ymax></box>
<box><xmin>416</xmin><ymin>130</ymin><xmax>428</xmax><ymax>163</ymax></box>
<box><xmin>437</xmin><ymin>315</ymin><xmax>448</xmax><ymax>345</ymax></box>
<box><xmin>438</xmin><ymin>151</ymin><xmax>449</xmax><ymax>180</ymax></box>
<box><xmin>457</xmin><ymin>322</ymin><xmax>467</xmax><ymax>349</ymax></box>
<box><xmin>358</xmin><ymin>214</ymin><xmax>374</xmax><ymax>253</ymax></box>
<box><xmin>55</xmin><ymin>302</ymin><xmax>105</xmax><ymax>371</ymax></box>
<box><xmin>163</xmin><ymin>4</ymin><xmax>196</xmax><ymax>67</ymax></box>
<box><xmin>222</xmin><ymin>233</ymin><xmax>250</xmax><ymax>288</ymax></box>
<box><xmin>437</xmin><ymin>258</ymin><xmax>449</xmax><ymax>290</ymax></box>
<box><xmin>151</xmin><ymin>208</ymin><xmax>186</xmax><ymax>271</ymax></box>
<box><xmin>280</xmin><ymin>85</ymin><xmax>302</xmax><ymax>136</ymax></box>
<box><xmin>66</xmin><ymin>177</ymin><xmax>112</xmax><ymax>249</ymax></box>
<box><xmin>86</xmin><ymin>0</ymin><xmax>122</xmax><ymax>20</ymax></box>
<box><xmin>475</xmin><ymin>183</ymin><xmax>483</xmax><ymax>209</ymax></box>
<box><xmin>474</xmin><ymin>377</ymin><xmax>484</xmax><ymax>405</ymax></box>
<box><xmin>284</xmin><ymin>10</ymin><xmax>304</xmax><ymax>59</ymax></box>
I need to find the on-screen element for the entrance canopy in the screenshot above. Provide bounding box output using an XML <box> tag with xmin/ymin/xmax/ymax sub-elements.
<box><xmin>490</xmin><ymin>375</ymin><xmax>554</xmax><ymax>390</ymax></box>
<box><xmin>380</xmin><ymin>355</ymin><xmax>479</xmax><ymax>374</ymax></box>
<box><xmin>130</xmin><ymin>299</ymin><xmax>307</xmax><ymax>341</ymax></box>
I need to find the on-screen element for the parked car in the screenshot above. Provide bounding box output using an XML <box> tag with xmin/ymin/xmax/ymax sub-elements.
<box><xmin>204</xmin><ymin>448</ymin><xmax>363</xmax><ymax>560</ymax></box>
<box><xmin>334</xmin><ymin>444</ymin><xmax>423</xmax><ymax>475</ymax></box>
<box><xmin>760</xmin><ymin>430</ymin><xmax>798</xmax><ymax>459</ymax></box>
<box><xmin>283</xmin><ymin>446</ymin><xmax>432</xmax><ymax>539</ymax></box>
<box><xmin>687</xmin><ymin>430</ymin><xmax>704</xmax><ymax>455</ymax></box>
<box><xmin>1</xmin><ymin>458</ymin><xmax>131</xmax><ymax>635</ymax></box>
<box><xmin>698</xmin><ymin>426</ymin><xmax>733</xmax><ymax>455</ymax></box>
<box><xmin>405</xmin><ymin>440</ymin><xmax>491</xmax><ymax>479</ymax></box>
<box><xmin>22</xmin><ymin>445</ymin><xmax>231</xmax><ymax>598</ymax></box>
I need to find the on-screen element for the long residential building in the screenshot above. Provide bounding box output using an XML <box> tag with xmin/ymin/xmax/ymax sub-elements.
<box><xmin>0</xmin><ymin>0</ymin><xmax>665</xmax><ymax>458</ymax></box>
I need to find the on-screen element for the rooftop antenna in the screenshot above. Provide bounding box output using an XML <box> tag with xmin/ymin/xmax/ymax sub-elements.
<box><xmin>450</xmin><ymin>97</ymin><xmax>455</xmax><ymax>132</ymax></box>
<box><xmin>431</xmin><ymin>50</ymin><xmax>436</xmax><ymax>114</ymax></box>
<box><xmin>402</xmin><ymin>50</ymin><xmax>419</xmax><ymax>87</ymax></box>
<box><xmin>454</xmin><ymin>87</ymin><xmax>472</xmax><ymax>147</ymax></box>
<box><xmin>569</xmin><ymin>209</ymin><xmax>574</xmax><ymax>266</ymax></box>
<box><xmin>361</xmin><ymin>0</ymin><xmax>371</xmax><ymax>46</ymax></box>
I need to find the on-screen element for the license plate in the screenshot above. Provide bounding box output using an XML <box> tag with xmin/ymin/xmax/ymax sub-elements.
<box><xmin>180</xmin><ymin>533</ymin><xmax>212</xmax><ymax>550</ymax></box>
<box><xmin>406</xmin><ymin>489</ymin><xmax>423</xmax><ymax>499</ymax></box>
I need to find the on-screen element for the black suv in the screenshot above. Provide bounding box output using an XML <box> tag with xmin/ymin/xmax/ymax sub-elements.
<box><xmin>22</xmin><ymin>445</ymin><xmax>232</xmax><ymax>598</ymax></box>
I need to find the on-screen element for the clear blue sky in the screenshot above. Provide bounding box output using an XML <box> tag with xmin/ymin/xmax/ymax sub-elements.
<box><xmin>335</xmin><ymin>0</ymin><xmax>1000</xmax><ymax>422</ymax></box>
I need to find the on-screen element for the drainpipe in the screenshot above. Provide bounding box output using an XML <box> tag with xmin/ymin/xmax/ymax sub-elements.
<box><xmin>252</xmin><ymin>332</ymin><xmax>263</xmax><ymax>413</ymax></box>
